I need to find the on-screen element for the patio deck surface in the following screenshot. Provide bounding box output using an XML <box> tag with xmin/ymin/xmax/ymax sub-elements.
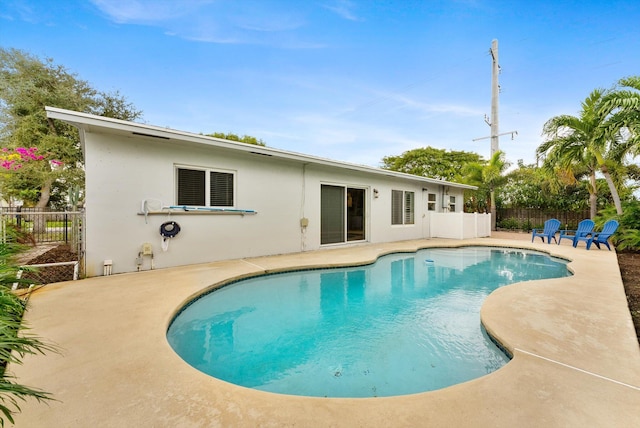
<box><xmin>10</xmin><ymin>233</ymin><xmax>640</xmax><ymax>427</ymax></box>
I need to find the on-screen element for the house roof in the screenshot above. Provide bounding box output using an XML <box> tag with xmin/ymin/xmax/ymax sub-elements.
<box><xmin>45</xmin><ymin>106</ymin><xmax>477</xmax><ymax>190</ymax></box>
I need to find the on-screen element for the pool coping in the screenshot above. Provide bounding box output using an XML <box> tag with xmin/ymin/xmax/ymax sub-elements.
<box><xmin>10</xmin><ymin>234</ymin><xmax>640</xmax><ymax>427</ymax></box>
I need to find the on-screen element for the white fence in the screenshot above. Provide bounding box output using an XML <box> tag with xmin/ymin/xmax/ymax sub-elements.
<box><xmin>429</xmin><ymin>212</ymin><xmax>491</xmax><ymax>239</ymax></box>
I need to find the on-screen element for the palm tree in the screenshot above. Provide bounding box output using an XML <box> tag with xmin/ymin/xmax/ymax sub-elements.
<box><xmin>462</xmin><ymin>162</ymin><xmax>486</xmax><ymax>213</ymax></box>
<box><xmin>604</xmin><ymin>76</ymin><xmax>640</xmax><ymax>163</ymax></box>
<box><xmin>539</xmin><ymin>89</ymin><xmax>625</xmax><ymax>216</ymax></box>
<box><xmin>537</xmin><ymin>132</ymin><xmax>600</xmax><ymax>219</ymax></box>
<box><xmin>463</xmin><ymin>151</ymin><xmax>509</xmax><ymax>230</ymax></box>
<box><xmin>484</xmin><ymin>151</ymin><xmax>509</xmax><ymax>231</ymax></box>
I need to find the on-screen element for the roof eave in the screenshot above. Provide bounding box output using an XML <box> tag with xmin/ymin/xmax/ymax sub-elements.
<box><xmin>45</xmin><ymin>107</ymin><xmax>478</xmax><ymax>191</ymax></box>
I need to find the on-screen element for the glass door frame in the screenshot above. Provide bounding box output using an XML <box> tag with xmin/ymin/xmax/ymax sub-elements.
<box><xmin>320</xmin><ymin>184</ymin><xmax>367</xmax><ymax>245</ymax></box>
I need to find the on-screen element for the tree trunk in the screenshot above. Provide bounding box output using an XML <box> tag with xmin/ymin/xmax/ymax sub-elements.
<box><xmin>589</xmin><ymin>171</ymin><xmax>597</xmax><ymax>220</ymax></box>
<box><xmin>31</xmin><ymin>179</ymin><xmax>53</xmax><ymax>234</ymax></box>
<box><xmin>36</xmin><ymin>179</ymin><xmax>52</xmax><ymax>209</ymax></box>
<box><xmin>600</xmin><ymin>166</ymin><xmax>624</xmax><ymax>215</ymax></box>
<box><xmin>490</xmin><ymin>188</ymin><xmax>496</xmax><ymax>231</ymax></box>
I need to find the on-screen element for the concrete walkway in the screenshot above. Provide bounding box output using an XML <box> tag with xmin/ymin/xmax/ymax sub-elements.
<box><xmin>10</xmin><ymin>233</ymin><xmax>640</xmax><ymax>427</ymax></box>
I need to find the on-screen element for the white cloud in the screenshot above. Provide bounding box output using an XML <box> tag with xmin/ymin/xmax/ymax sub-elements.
<box><xmin>0</xmin><ymin>1</ymin><xmax>47</xmax><ymax>24</ymax></box>
<box><xmin>322</xmin><ymin>0</ymin><xmax>362</xmax><ymax>22</ymax></box>
<box><xmin>89</xmin><ymin>0</ymin><xmax>319</xmax><ymax>47</ymax></box>
<box><xmin>89</xmin><ymin>0</ymin><xmax>214</xmax><ymax>23</ymax></box>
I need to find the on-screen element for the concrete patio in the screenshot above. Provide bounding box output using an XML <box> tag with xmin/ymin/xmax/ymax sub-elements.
<box><xmin>10</xmin><ymin>233</ymin><xmax>640</xmax><ymax>427</ymax></box>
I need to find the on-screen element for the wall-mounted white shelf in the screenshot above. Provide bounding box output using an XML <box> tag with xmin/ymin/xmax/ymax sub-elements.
<box><xmin>137</xmin><ymin>210</ymin><xmax>256</xmax><ymax>216</ymax></box>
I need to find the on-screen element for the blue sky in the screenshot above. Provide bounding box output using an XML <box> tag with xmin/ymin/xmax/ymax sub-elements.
<box><xmin>1</xmin><ymin>0</ymin><xmax>639</xmax><ymax>167</ymax></box>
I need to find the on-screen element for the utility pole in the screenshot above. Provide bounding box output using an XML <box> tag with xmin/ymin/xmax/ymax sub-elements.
<box><xmin>473</xmin><ymin>39</ymin><xmax>518</xmax><ymax>156</ymax></box>
<box><xmin>472</xmin><ymin>39</ymin><xmax>518</xmax><ymax>232</ymax></box>
<box><xmin>490</xmin><ymin>39</ymin><xmax>500</xmax><ymax>156</ymax></box>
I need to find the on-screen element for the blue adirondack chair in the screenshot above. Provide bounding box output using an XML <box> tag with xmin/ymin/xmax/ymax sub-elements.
<box><xmin>574</xmin><ymin>219</ymin><xmax>619</xmax><ymax>250</ymax></box>
<box><xmin>557</xmin><ymin>219</ymin><xmax>595</xmax><ymax>246</ymax></box>
<box><xmin>531</xmin><ymin>218</ymin><xmax>561</xmax><ymax>244</ymax></box>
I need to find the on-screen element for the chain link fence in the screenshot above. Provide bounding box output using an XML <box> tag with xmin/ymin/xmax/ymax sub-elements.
<box><xmin>14</xmin><ymin>261</ymin><xmax>80</xmax><ymax>290</ymax></box>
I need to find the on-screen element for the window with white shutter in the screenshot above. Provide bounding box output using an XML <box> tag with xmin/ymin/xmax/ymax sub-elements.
<box><xmin>391</xmin><ymin>190</ymin><xmax>414</xmax><ymax>225</ymax></box>
<box><xmin>176</xmin><ymin>166</ymin><xmax>235</xmax><ymax>207</ymax></box>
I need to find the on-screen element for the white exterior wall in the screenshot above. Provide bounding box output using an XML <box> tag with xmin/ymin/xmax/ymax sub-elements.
<box><xmin>300</xmin><ymin>166</ymin><xmax>435</xmax><ymax>249</ymax></box>
<box><xmin>82</xmin><ymin>131</ymin><xmax>474</xmax><ymax>276</ymax></box>
<box><xmin>38</xmin><ymin>100</ymin><xmax>489</xmax><ymax>277</ymax></box>
<box><xmin>84</xmin><ymin>133</ymin><xmax>305</xmax><ymax>276</ymax></box>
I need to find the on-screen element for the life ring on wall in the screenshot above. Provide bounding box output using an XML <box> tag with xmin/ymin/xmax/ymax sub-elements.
<box><xmin>159</xmin><ymin>221</ymin><xmax>181</xmax><ymax>238</ymax></box>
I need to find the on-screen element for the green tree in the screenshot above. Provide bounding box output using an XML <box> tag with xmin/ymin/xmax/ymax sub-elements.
<box><xmin>539</xmin><ymin>89</ymin><xmax>626</xmax><ymax>217</ymax></box>
<box><xmin>604</xmin><ymin>76</ymin><xmax>640</xmax><ymax>151</ymax></box>
<box><xmin>498</xmin><ymin>163</ymin><xmax>549</xmax><ymax>209</ymax></box>
<box><xmin>619</xmin><ymin>76</ymin><xmax>640</xmax><ymax>152</ymax></box>
<box><xmin>463</xmin><ymin>151</ymin><xmax>509</xmax><ymax>230</ymax></box>
<box><xmin>460</xmin><ymin>160</ymin><xmax>488</xmax><ymax>213</ymax></box>
<box><xmin>603</xmin><ymin>76</ymin><xmax>640</xmax><ymax>194</ymax></box>
<box><xmin>0</xmin><ymin>48</ymin><xmax>142</xmax><ymax>209</ymax></box>
<box><xmin>594</xmin><ymin>200</ymin><xmax>640</xmax><ymax>251</ymax></box>
<box><xmin>497</xmin><ymin>161</ymin><xmax>598</xmax><ymax>213</ymax></box>
<box><xmin>205</xmin><ymin>132</ymin><xmax>266</xmax><ymax>146</ymax></box>
<box><xmin>537</xmin><ymin>130</ymin><xmax>600</xmax><ymax>218</ymax></box>
<box><xmin>381</xmin><ymin>146</ymin><xmax>483</xmax><ymax>181</ymax></box>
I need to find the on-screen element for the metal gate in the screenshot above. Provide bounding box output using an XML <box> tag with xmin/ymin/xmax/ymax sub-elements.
<box><xmin>1</xmin><ymin>208</ymin><xmax>85</xmax><ymax>284</ymax></box>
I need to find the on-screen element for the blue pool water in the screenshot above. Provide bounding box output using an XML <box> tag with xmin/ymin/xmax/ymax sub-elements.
<box><xmin>167</xmin><ymin>247</ymin><xmax>570</xmax><ymax>398</ymax></box>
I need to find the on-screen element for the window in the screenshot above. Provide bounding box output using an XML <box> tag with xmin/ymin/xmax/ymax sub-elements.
<box><xmin>391</xmin><ymin>190</ymin><xmax>403</xmax><ymax>225</ymax></box>
<box><xmin>176</xmin><ymin>167</ymin><xmax>234</xmax><ymax>207</ymax></box>
<box><xmin>392</xmin><ymin>190</ymin><xmax>414</xmax><ymax>225</ymax></box>
<box><xmin>404</xmin><ymin>191</ymin><xmax>414</xmax><ymax>224</ymax></box>
<box><xmin>449</xmin><ymin>195</ymin><xmax>456</xmax><ymax>212</ymax></box>
<box><xmin>427</xmin><ymin>193</ymin><xmax>436</xmax><ymax>211</ymax></box>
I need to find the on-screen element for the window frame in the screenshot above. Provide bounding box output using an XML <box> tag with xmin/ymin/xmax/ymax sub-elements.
<box><xmin>449</xmin><ymin>195</ymin><xmax>456</xmax><ymax>212</ymax></box>
<box><xmin>391</xmin><ymin>189</ymin><xmax>415</xmax><ymax>225</ymax></box>
<box><xmin>427</xmin><ymin>193</ymin><xmax>437</xmax><ymax>211</ymax></box>
<box><xmin>321</xmin><ymin>184</ymin><xmax>367</xmax><ymax>245</ymax></box>
<box><xmin>175</xmin><ymin>165</ymin><xmax>236</xmax><ymax>208</ymax></box>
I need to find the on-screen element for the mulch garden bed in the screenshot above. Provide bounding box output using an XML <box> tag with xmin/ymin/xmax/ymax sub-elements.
<box><xmin>617</xmin><ymin>251</ymin><xmax>640</xmax><ymax>343</ymax></box>
<box><xmin>21</xmin><ymin>245</ymin><xmax>78</xmax><ymax>285</ymax></box>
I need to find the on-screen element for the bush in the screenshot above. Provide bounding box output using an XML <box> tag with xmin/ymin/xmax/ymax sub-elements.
<box><xmin>615</xmin><ymin>228</ymin><xmax>640</xmax><ymax>251</ymax></box>
<box><xmin>520</xmin><ymin>219</ymin><xmax>534</xmax><ymax>232</ymax></box>
<box><xmin>0</xmin><ymin>243</ymin><xmax>57</xmax><ymax>426</ymax></box>
<box><xmin>496</xmin><ymin>218</ymin><xmax>537</xmax><ymax>232</ymax></box>
<box><xmin>497</xmin><ymin>217</ymin><xmax>520</xmax><ymax>230</ymax></box>
<box><xmin>595</xmin><ymin>201</ymin><xmax>640</xmax><ymax>251</ymax></box>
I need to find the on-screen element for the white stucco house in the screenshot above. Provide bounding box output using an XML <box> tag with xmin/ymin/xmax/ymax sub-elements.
<box><xmin>46</xmin><ymin>107</ymin><xmax>490</xmax><ymax>277</ymax></box>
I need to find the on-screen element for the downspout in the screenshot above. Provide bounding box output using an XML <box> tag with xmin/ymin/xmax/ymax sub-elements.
<box><xmin>421</xmin><ymin>188</ymin><xmax>429</xmax><ymax>239</ymax></box>
<box><xmin>300</xmin><ymin>163</ymin><xmax>308</xmax><ymax>251</ymax></box>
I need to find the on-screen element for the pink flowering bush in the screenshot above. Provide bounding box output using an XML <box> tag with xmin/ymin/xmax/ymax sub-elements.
<box><xmin>0</xmin><ymin>147</ymin><xmax>61</xmax><ymax>170</ymax></box>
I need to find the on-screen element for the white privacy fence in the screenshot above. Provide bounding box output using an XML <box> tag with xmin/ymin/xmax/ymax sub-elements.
<box><xmin>429</xmin><ymin>212</ymin><xmax>491</xmax><ymax>239</ymax></box>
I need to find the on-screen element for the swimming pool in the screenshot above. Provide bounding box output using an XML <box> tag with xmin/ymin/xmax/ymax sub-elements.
<box><xmin>167</xmin><ymin>247</ymin><xmax>570</xmax><ymax>398</ymax></box>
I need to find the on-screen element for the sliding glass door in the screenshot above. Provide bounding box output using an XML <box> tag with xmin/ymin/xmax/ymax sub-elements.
<box><xmin>347</xmin><ymin>188</ymin><xmax>365</xmax><ymax>241</ymax></box>
<box><xmin>321</xmin><ymin>185</ymin><xmax>344</xmax><ymax>244</ymax></box>
<box><xmin>321</xmin><ymin>185</ymin><xmax>365</xmax><ymax>245</ymax></box>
